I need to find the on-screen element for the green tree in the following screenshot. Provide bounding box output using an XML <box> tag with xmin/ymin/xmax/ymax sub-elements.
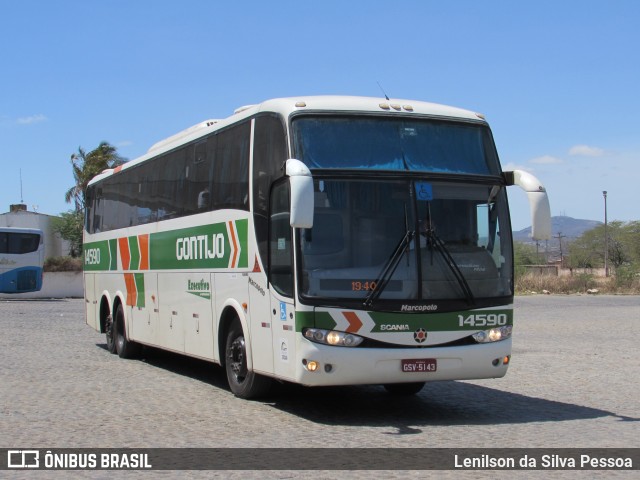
<box><xmin>65</xmin><ymin>142</ymin><xmax>126</xmax><ymax>212</ymax></box>
<box><xmin>51</xmin><ymin>210</ymin><xmax>84</xmax><ymax>257</ymax></box>
<box><xmin>514</xmin><ymin>241</ymin><xmax>540</xmax><ymax>265</ymax></box>
<box><xmin>620</xmin><ymin>221</ymin><xmax>640</xmax><ymax>268</ymax></box>
<box><xmin>513</xmin><ymin>241</ymin><xmax>541</xmax><ymax>277</ymax></box>
<box><xmin>567</xmin><ymin>230</ymin><xmax>600</xmax><ymax>268</ymax></box>
<box><xmin>60</xmin><ymin>142</ymin><xmax>126</xmax><ymax>256</ymax></box>
<box><xmin>568</xmin><ymin>221</ymin><xmax>639</xmax><ymax>270</ymax></box>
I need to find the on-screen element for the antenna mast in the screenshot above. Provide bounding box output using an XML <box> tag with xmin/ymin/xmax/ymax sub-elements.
<box><xmin>376</xmin><ymin>81</ymin><xmax>390</xmax><ymax>101</ymax></box>
<box><xmin>20</xmin><ymin>168</ymin><xmax>24</xmax><ymax>203</ymax></box>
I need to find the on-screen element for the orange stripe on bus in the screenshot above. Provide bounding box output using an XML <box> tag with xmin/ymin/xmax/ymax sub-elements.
<box><xmin>118</xmin><ymin>237</ymin><xmax>131</xmax><ymax>270</ymax></box>
<box><xmin>124</xmin><ymin>273</ymin><xmax>137</xmax><ymax>307</ymax></box>
<box><xmin>228</xmin><ymin>221</ymin><xmax>238</xmax><ymax>268</ymax></box>
<box><xmin>343</xmin><ymin>311</ymin><xmax>363</xmax><ymax>333</ymax></box>
<box><xmin>138</xmin><ymin>234</ymin><xmax>149</xmax><ymax>270</ymax></box>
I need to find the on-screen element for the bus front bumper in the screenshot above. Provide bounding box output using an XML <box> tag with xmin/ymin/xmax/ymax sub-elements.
<box><xmin>293</xmin><ymin>337</ymin><xmax>512</xmax><ymax>386</ymax></box>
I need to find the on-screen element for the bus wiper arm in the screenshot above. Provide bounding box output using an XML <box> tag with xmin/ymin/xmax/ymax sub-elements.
<box><xmin>427</xmin><ymin>230</ymin><xmax>475</xmax><ymax>305</ymax></box>
<box><xmin>363</xmin><ymin>230</ymin><xmax>414</xmax><ymax>308</ymax></box>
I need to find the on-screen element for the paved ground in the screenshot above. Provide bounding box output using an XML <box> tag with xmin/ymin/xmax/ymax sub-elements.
<box><xmin>1</xmin><ymin>295</ymin><xmax>638</xmax><ymax>479</ymax></box>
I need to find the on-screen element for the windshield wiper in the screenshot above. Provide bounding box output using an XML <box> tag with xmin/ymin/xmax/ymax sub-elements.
<box><xmin>486</xmin><ymin>185</ymin><xmax>501</xmax><ymax>253</ymax></box>
<box><xmin>424</xmin><ymin>228</ymin><xmax>475</xmax><ymax>306</ymax></box>
<box><xmin>363</xmin><ymin>230</ymin><xmax>414</xmax><ymax>308</ymax></box>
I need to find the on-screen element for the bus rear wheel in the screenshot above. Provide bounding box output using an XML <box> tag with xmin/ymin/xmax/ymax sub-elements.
<box><xmin>383</xmin><ymin>382</ymin><xmax>425</xmax><ymax>395</ymax></box>
<box><xmin>105</xmin><ymin>314</ymin><xmax>117</xmax><ymax>354</ymax></box>
<box><xmin>114</xmin><ymin>304</ymin><xmax>140</xmax><ymax>359</ymax></box>
<box><xmin>225</xmin><ymin>319</ymin><xmax>271</xmax><ymax>399</ymax></box>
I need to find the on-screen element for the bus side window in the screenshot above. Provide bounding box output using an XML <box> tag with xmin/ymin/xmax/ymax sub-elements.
<box><xmin>269</xmin><ymin>181</ymin><xmax>293</xmax><ymax>297</ymax></box>
<box><xmin>215</xmin><ymin>122</ymin><xmax>250</xmax><ymax>210</ymax></box>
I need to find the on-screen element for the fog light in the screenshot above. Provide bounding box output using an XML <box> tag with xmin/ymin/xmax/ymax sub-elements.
<box><xmin>307</xmin><ymin>361</ymin><xmax>319</xmax><ymax>372</ymax></box>
<box><xmin>503</xmin><ymin>356</ymin><xmax>510</xmax><ymax>365</ymax></box>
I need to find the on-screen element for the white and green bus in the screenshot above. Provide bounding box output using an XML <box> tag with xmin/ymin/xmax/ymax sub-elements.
<box><xmin>83</xmin><ymin>96</ymin><xmax>550</xmax><ymax>398</ymax></box>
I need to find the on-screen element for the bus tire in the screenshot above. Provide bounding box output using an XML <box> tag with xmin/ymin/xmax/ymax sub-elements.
<box><xmin>383</xmin><ymin>382</ymin><xmax>425</xmax><ymax>395</ymax></box>
<box><xmin>105</xmin><ymin>314</ymin><xmax>117</xmax><ymax>354</ymax></box>
<box><xmin>224</xmin><ymin>319</ymin><xmax>272</xmax><ymax>399</ymax></box>
<box><xmin>114</xmin><ymin>303</ymin><xmax>140</xmax><ymax>359</ymax></box>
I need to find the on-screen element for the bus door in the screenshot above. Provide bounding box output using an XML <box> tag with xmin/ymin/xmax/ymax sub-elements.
<box><xmin>270</xmin><ymin>291</ymin><xmax>295</xmax><ymax>379</ymax></box>
<box><xmin>268</xmin><ymin>181</ymin><xmax>296</xmax><ymax>379</ymax></box>
<box><xmin>248</xmin><ymin>265</ymin><xmax>273</xmax><ymax>375</ymax></box>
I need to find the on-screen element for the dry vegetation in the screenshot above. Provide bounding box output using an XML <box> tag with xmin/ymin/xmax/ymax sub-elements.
<box><xmin>515</xmin><ymin>271</ymin><xmax>640</xmax><ymax>295</ymax></box>
<box><xmin>44</xmin><ymin>256</ymin><xmax>83</xmax><ymax>272</ymax></box>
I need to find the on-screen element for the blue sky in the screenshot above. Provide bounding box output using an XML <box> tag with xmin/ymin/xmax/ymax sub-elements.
<box><xmin>1</xmin><ymin>0</ymin><xmax>638</xmax><ymax>230</ymax></box>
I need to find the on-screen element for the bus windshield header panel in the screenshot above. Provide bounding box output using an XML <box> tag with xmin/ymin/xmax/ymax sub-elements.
<box><xmin>292</xmin><ymin>116</ymin><xmax>501</xmax><ymax>175</ymax></box>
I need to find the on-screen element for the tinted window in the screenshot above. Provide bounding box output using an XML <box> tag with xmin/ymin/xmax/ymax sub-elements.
<box><xmin>269</xmin><ymin>181</ymin><xmax>293</xmax><ymax>297</ymax></box>
<box><xmin>0</xmin><ymin>232</ymin><xmax>41</xmax><ymax>254</ymax></box>
<box><xmin>214</xmin><ymin>122</ymin><xmax>250</xmax><ymax>209</ymax></box>
<box><xmin>293</xmin><ymin>116</ymin><xmax>500</xmax><ymax>175</ymax></box>
<box><xmin>253</xmin><ymin>115</ymin><xmax>287</xmax><ymax>267</ymax></box>
<box><xmin>86</xmin><ymin>120</ymin><xmax>251</xmax><ymax>233</ymax></box>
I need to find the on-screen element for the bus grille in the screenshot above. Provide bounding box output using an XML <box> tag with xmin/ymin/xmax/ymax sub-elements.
<box><xmin>17</xmin><ymin>270</ymin><xmax>37</xmax><ymax>291</ymax></box>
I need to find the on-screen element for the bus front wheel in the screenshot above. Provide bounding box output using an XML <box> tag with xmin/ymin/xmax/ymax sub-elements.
<box><xmin>224</xmin><ymin>319</ymin><xmax>271</xmax><ymax>399</ymax></box>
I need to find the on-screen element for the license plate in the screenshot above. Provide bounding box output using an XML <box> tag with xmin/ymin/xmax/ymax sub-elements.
<box><xmin>401</xmin><ymin>358</ymin><xmax>437</xmax><ymax>373</ymax></box>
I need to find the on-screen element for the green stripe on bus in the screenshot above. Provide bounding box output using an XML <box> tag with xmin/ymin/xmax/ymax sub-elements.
<box><xmin>235</xmin><ymin>219</ymin><xmax>248</xmax><ymax>268</ymax></box>
<box><xmin>128</xmin><ymin>236</ymin><xmax>140</xmax><ymax>270</ymax></box>
<box><xmin>86</xmin><ymin>221</ymin><xmax>248</xmax><ymax>272</ymax></box>
<box><xmin>295</xmin><ymin>309</ymin><xmax>513</xmax><ymax>333</ymax></box>
<box><xmin>134</xmin><ymin>273</ymin><xmax>145</xmax><ymax>308</ymax></box>
<box><xmin>295</xmin><ymin>311</ymin><xmax>337</xmax><ymax>332</ymax></box>
<box><xmin>369</xmin><ymin>310</ymin><xmax>513</xmax><ymax>332</ymax></box>
<box><xmin>149</xmin><ymin>221</ymin><xmax>247</xmax><ymax>270</ymax></box>
<box><xmin>83</xmin><ymin>240</ymin><xmax>113</xmax><ymax>272</ymax></box>
<box><xmin>109</xmin><ymin>239</ymin><xmax>118</xmax><ymax>271</ymax></box>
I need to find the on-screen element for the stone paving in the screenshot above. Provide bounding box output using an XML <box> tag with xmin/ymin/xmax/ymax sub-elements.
<box><xmin>1</xmin><ymin>295</ymin><xmax>638</xmax><ymax>479</ymax></box>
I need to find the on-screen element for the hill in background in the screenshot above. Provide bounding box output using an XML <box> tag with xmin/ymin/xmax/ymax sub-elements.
<box><xmin>513</xmin><ymin>216</ymin><xmax>601</xmax><ymax>244</ymax></box>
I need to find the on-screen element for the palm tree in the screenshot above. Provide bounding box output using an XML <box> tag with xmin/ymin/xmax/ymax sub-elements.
<box><xmin>65</xmin><ymin>142</ymin><xmax>126</xmax><ymax>211</ymax></box>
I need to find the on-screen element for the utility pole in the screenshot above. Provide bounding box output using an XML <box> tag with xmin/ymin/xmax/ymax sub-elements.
<box><xmin>555</xmin><ymin>232</ymin><xmax>566</xmax><ymax>269</ymax></box>
<box><xmin>603</xmin><ymin>191</ymin><xmax>609</xmax><ymax>277</ymax></box>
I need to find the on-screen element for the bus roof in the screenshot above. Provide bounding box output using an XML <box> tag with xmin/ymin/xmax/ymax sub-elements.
<box><xmin>88</xmin><ymin>96</ymin><xmax>486</xmax><ymax>186</ymax></box>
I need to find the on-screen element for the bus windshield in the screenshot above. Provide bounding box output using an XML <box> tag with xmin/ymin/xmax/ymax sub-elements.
<box><xmin>297</xmin><ymin>178</ymin><xmax>513</xmax><ymax>308</ymax></box>
<box><xmin>0</xmin><ymin>231</ymin><xmax>41</xmax><ymax>254</ymax></box>
<box><xmin>292</xmin><ymin>116</ymin><xmax>501</xmax><ymax>175</ymax></box>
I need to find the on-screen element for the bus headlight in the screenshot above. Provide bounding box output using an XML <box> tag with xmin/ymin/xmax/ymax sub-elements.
<box><xmin>472</xmin><ymin>325</ymin><xmax>512</xmax><ymax>343</ymax></box>
<box><xmin>303</xmin><ymin>328</ymin><xmax>364</xmax><ymax>347</ymax></box>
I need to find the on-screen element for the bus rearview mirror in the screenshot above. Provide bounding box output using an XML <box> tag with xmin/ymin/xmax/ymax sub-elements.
<box><xmin>286</xmin><ymin>159</ymin><xmax>314</xmax><ymax>229</ymax></box>
<box><xmin>504</xmin><ymin>170</ymin><xmax>551</xmax><ymax>241</ymax></box>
